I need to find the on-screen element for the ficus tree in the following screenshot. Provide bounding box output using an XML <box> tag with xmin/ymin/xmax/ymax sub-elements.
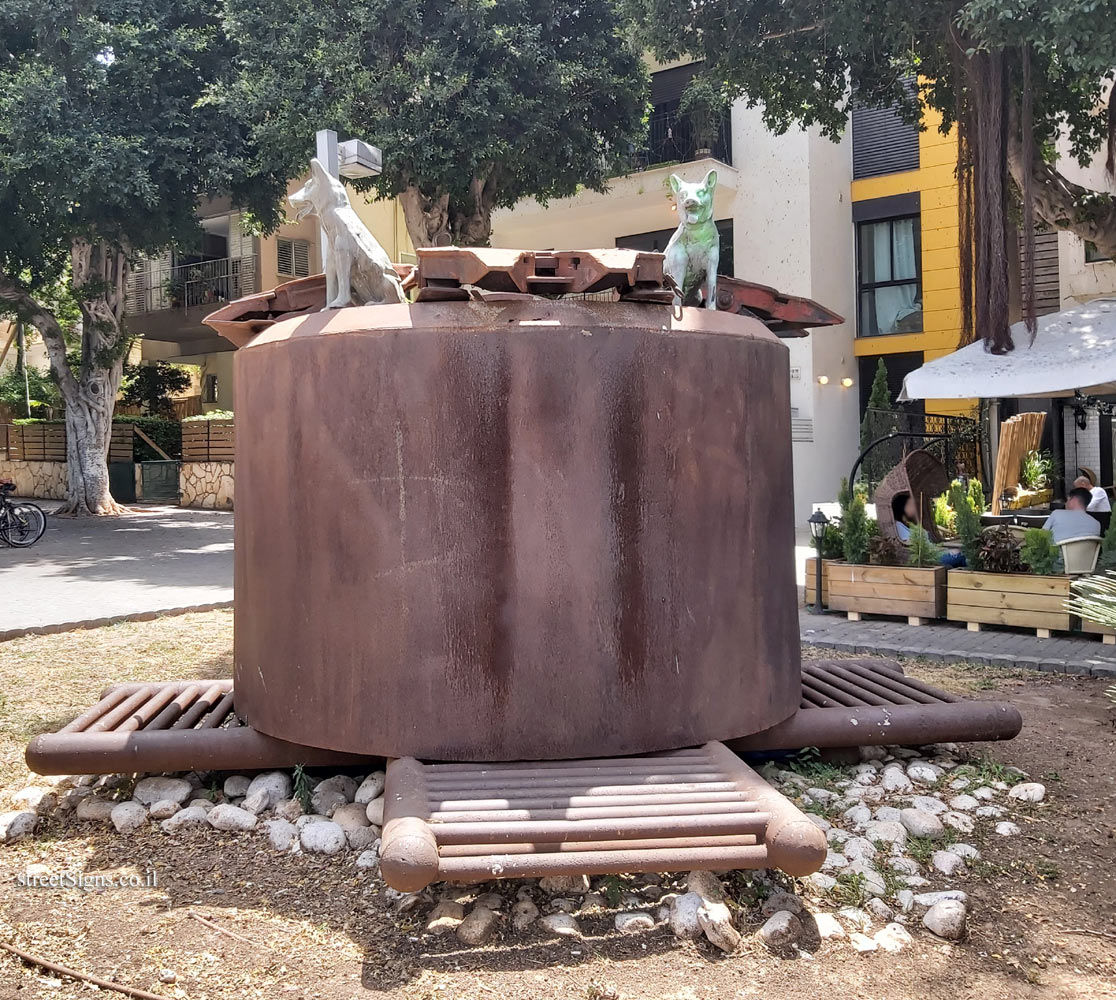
<box><xmin>219</xmin><ymin>0</ymin><xmax>650</xmax><ymax>248</ymax></box>
<box><xmin>0</xmin><ymin>0</ymin><xmax>245</xmax><ymax>514</ymax></box>
<box><xmin>629</xmin><ymin>0</ymin><xmax>1116</xmax><ymax>354</ymax></box>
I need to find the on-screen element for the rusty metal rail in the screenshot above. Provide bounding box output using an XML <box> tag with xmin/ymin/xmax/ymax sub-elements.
<box><xmin>378</xmin><ymin>742</ymin><xmax>826</xmax><ymax>891</ymax></box>
<box><xmin>25</xmin><ymin>659</ymin><xmax>1022</xmax><ymax>776</ymax></box>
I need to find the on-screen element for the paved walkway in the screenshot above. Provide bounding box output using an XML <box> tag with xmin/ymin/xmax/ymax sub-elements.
<box><xmin>801</xmin><ymin>609</ymin><xmax>1116</xmax><ymax>678</ymax></box>
<box><xmin>0</xmin><ymin>502</ymin><xmax>232</xmax><ymax>638</ymax></box>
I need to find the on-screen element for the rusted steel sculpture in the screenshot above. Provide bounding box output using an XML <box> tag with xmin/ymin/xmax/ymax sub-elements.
<box><xmin>24</xmin><ymin>246</ymin><xmax>1022</xmax><ymax>892</ymax></box>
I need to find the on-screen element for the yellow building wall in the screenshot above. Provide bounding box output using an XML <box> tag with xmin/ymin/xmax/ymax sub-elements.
<box><xmin>850</xmin><ymin>106</ymin><xmax>976</xmax><ymax>419</ymax></box>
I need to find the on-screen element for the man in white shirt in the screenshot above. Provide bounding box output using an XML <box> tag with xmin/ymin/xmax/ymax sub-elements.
<box><xmin>1073</xmin><ymin>475</ymin><xmax>1111</xmax><ymax>513</ymax></box>
<box><xmin>1044</xmin><ymin>488</ymin><xmax>1102</xmax><ymax>543</ymax></box>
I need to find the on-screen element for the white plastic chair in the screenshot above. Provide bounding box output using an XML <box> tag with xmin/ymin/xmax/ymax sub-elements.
<box><xmin>1058</xmin><ymin>535</ymin><xmax>1102</xmax><ymax>575</ymax></box>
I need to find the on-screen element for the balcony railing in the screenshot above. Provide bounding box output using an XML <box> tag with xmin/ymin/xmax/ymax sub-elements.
<box><xmin>625</xmin><ymin>103</ymin><xmax>733</xmax><ymax>173</ymax></box>
<box><xmin>126</xmin><ymin>255</ymin><xmax>258</xmax><ymax>316</ymax></box>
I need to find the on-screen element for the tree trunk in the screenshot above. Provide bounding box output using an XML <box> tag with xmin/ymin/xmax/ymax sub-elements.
<box><xmin>1006</xmin><ymin>103</ymin><xmax>1116</xmax><ymax>260</ymax></box>
<box><xmin>397</xmin><ymin>174</ymin><xmax>500</xmax><ymax>250</ymax></box>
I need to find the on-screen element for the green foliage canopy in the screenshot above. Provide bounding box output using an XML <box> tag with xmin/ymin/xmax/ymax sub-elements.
<box><xmin>220</xmin><ymin>0</ymin><xmax>650</xmax><ymax>247</ymax></box>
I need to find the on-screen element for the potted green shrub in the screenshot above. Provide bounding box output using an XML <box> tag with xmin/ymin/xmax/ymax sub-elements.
<box><xmin>679</xmin><ymin>77</ymin><xmax>729</xmax><ymax>158</ymax></box>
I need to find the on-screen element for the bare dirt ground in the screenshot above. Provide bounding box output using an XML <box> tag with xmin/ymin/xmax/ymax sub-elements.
<box><xmin>1</xmin><ymin>612</ymin><xmax>1114</xmax><ymax>1000</ymax></box>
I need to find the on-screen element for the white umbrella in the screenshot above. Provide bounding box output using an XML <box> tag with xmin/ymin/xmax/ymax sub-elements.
<box><xmin>899</xmin><ymin>296</ymin><xmax>1116</xmax><ymax>400</ymax></box>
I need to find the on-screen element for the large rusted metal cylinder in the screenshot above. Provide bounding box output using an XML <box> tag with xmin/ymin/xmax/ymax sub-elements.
<box><xmin>233</xmin><ymin>298</ymin><xmax>800</xmax><ymax>760</ymax></box>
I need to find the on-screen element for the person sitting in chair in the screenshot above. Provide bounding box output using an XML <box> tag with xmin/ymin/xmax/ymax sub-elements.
<box><xmin>1044</xmin><ymin>487</ymin><xmax>1102</xmax><ymax>543</ymax></box>
<box><xmin>893</xmin><ymin>492</ymin><xmax>966</xmax><ymax>566</ymax></box>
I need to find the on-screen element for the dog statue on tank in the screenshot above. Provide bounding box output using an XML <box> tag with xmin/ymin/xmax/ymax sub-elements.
<box><xmin>664</xmin><ymin>169</ymin><xmax>719</xmax><ymax>310</ymax></box>
<box><xmin>289</xmin><ymin>158</ymin><xmax>406</xmax><ymax>309</ymax></box>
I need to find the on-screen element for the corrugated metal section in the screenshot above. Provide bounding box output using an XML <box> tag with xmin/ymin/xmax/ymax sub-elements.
<box><xmin>651</xmin><ymin>63</ymin><xmax>698</xmax><ymax>105</ymax></box>
<box><xmin>852</xmin><ymin>103</ymin><xmax>920</xmax><ymax>179</ymax></box>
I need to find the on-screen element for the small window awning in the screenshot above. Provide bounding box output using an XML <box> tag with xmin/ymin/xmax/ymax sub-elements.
<box><xmin>899</xmin><ymin>297</ymin><xmax>1116</xmax><ymax>401</ymax></box>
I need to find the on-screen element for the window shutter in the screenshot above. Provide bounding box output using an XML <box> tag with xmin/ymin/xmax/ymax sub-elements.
<box><xmin>293</xmin><ymin>240</ymin><xmax>310</xmax><ymax>277</ymax></box>
<box><xmin>277</xmin><ymin>237</ymin><xmax>310</xmax><ymax>277</ymax></box>
<box><xmin>276</xmin><ymin>238</ymin><xmax>293</xmax><ymax>276</ymax></box>
<box><xmin>852</xmin><ymin>83</ymin><xmax>920</xmax><ymax>180</ymax></box>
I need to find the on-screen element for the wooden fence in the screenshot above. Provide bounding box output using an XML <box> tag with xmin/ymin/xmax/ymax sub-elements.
<box><xmin>1</xmin><ymin>423</ymin><xmax>134</xmax><ymax>463</ymax></box>
<box><xmin>181</xmin><ymin>419</ymin><xmax>235</xmax><ymax>462</ymax></box>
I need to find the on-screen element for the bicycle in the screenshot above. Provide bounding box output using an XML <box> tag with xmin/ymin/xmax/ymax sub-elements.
<box><xmin>0</xmin><ymin>480</ymin><xmax>46</xmax><ymax>547</ymax></box>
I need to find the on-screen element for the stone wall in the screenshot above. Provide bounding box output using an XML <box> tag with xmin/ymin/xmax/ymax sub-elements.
<box><xmin>180</xmin><ymin>461</ymin><xmax>234</xmax><ymax>510</ymax></box>
<box><xmin>0</xmin><ymin>460</ymin><xmax>67</xmax><ymax>499</ymax></box>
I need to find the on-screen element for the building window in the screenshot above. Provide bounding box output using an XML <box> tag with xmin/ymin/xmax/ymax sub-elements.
<box><xmin>276</xmin><ymin>237</ymin><xmax>311</xmax><ymax>277</ymax></box>
<box><xmin>857</xmin><ymin>216</ymin><xmax>923</xmax><ymax>337</ymax></box>
<box><xmin>616</xmin><ymin>220</ymin><xmax>735</xmax><ymax>277</ymax></box>
<box><xmin>202</xmin><ymin>374</ymin><xmax>219</xmax><ymax>405</ymax></box>
<box><xmin>851</xmin><ymin>83</ymin><xmax>920</xmax><ymax>179</ymax></box>
<box><xmin>1086</xmin><ymin>241</ymin><xmax>1112</xmax><ymax>264</ymax></box>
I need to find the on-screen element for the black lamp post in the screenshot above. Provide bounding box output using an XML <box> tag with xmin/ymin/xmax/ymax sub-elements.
<box><xmin>807</xmin><ymin>509</ymin><xmax>830</xmax><ymax>614</ymax></box>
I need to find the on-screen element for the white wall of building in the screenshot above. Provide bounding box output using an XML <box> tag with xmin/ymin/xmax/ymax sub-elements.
<box><xmin>491</xmin><ymin>99</ymin><xmax>858</xmax><ymax>529</ymax></box>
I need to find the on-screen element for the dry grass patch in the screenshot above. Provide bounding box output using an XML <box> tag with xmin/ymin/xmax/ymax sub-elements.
<box><xmin>0</xmin><ymin>609</ymin><xmax>233</xmax><ymax>791</ymax></box>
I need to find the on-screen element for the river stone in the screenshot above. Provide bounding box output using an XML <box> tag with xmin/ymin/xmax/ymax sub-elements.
<box><xmin>859</xmin><ymin>746</ymin><xmax>888</xmax><ymax>761</ymax></box>
<box><xmin>995</xmin><ymin>821</ymin><xmax>1022</xmax><ymax>836</ymax></box>
<box><xmin>133</xmin><ymin>777</ymin><xmax>192</xmax><ymax>807</ymax></box>
<box><xmin>223</xmin><ymin>775</ymin><xmax>251</xmax><ymax>798</ymax></box>
<box><xmin>538</xmin><ymin>874</ymin><xmax>590</xmax><ymax>894</ymax></box>
<box><xmin>188</xmin><ymin>798</ymin><xmax>215</xmax><ymax>812</ymax></box>
<box><xmin>843</xmin><ymin>804</ymin><xmax>872</xmax><ymax>828</ymax></box>
<box><xmin>888</xmin><ymin>856</ymin><xmax>920</xmax><ymax>876</ymax></box>
<box><xmin>941</xmin><ymin>810</ymin><xmax>975</xmax><ymax>834</ymax></box>
<box><xmin>160</xmin><ymin>805</ymin><xmax>210</xmax><ymax>832</ymax></box>
<box><xmin>913</xmin><ymin>890</ymin><xmax>968</xmax><ymax>907</ymax></box>
<box><xmin>354</xmin><ymin>771</ymin><xmax>386</xmax><ymax>805</ymax></box>
<box><xmin>931</xmin><ymin>850</ymin><xmax>966</xmax><ymax>876</ymax></box>
<box><xmin>0</xmin><ymin>810</ymin><xmax>38</xmax><ymax>842</ymax></box>
<box><xmin>12</xmin><ymin>787</ymin><xmax>55</xmax><ymax>813</ymax></box>
<box><xmin>948</xmin><ymin>843</ymin><xmax>980</xmax><ymax>860</ymax></box>
<box><xmin>846</xmin><ymin>860</ymin><xmax>886</xmax><ymax>896</ymax></box>
<box><xmin>246</xmin><ymin>771</ymin><xmax>292</xmax><ymax>807</ymax></box>
<box><xmin>812</xmin><ymin>912</ymin><xmax>846</xmax><ymax>939</ymax></box>
<box><xmin>758</xmin><ymin>910</ymin><xmax>802</xmax><ymax>951</ymax></box>
<box><xmin>822</xmin><ymin>851</ymin><xmax>848</xmax><ymax>872</ymax></box>
<box><xmin>804</xmin><ymin>872</ymin><xmax>837</xmax><ymax>893</ymax></box>
<box><xmin>299</xmin><ymin>820</ymin><xmax>347</xmax><ymax>855</ymax></box>
<box><xmin>849</xmin><ymin>932</ymin><xmax>877</xmax><ymax>953</ymax></box>
<box><xmin>295</xmin><ymin>813</ymin><xmax>331</xmax><ymax>829</ymax></box>
<box><xmin>909</xmin><ymin>795</ymin><xmax>948</xmax><ymax>815</ymax></box>
<box><xmin>975</xmin><ymin>804</ymin><xmax>1006</xmax><ymax>819</ymax></box>
<box><xmin>512</xmin><ymin>899</ymin><xmax>539</xmax><ymax>930</ymax></box>
<box><xmin>866</xmin><ymin>898</ymin><xmax>894</xmax><ymax>921</ymax></box>
<box><xmin>669</xmin><ymin>892</ymin><xmax>704</xmax><ymax>940</ymax></box>
<box><xmin>75</xmin><ymin>797</ymin><xmax>116</xmax><ymax>822</ymax></box>
<box><xmin>865</xmin><ymin>820</ymin><xmax>907</xmax><ymax>848</ymax></box>
<box><xmin>899</xmin><ymin>808</ymin><xmax>944</xmax><ymax>839</ymax></box>
<box><xmin>827</xmin><ymin>827</ymin><xmax>850</xmax><ymax>845</ymax></box>
<box><xmin>874</xmin><ymin>922</ymin><xmax>914</xmax><ymax>953</ymax></box>
<box><xmin>835</xmin><ymin>907</ymin><xmax>872</xmax><ymax>932</ymax></box>
<box><xmin>457</xmin><ymin>906</ymin><xmax>500</xmax><ymax>946</ymax></box>
<box><xmin>906</xmin><ymin>762</ymin><xmax>943</xmax><ymax>785</ymax></box>
<box><xmin>265</xmin><ymin>818</ymin><xmax>297</xmax><ymax>851</ymax></box>
<box><xmin>332</xmin><ymin>802</ymin><xmax>370</xmax><ymax>832</ymax></box>
<box><xmin>426</xmin><ymin>900</ymin><xmax>465</xmax><ymax>934</ymax></box>
<box><xmin>874</xmin><ymin>805</ymin><xmax>903</xmax><ymax>823</ymax></box>
<box><xmin>948</xmin><ymin>794</ymin><xmax>979</xmax><ymax>812</ymax></box>
<box><xmin>972</xmin><ymin>786</ymin><xmax>996</xmax><ymax>800</ymax></box>
<box><xmin>807</xmin><ymin>813</ymin><xmax>832</xmax><ymax>832</ymax></box>
<box><xmin>348</xmin><ymin>825</ymin><xmax>380</xmax><ymax>851</ymax></box>
<box><xmin>148</xmin><ymin>799</ymin><xmax>181</xmax><ymax>820</ymax></box>
<box><xmin>1008</xmin><ymin>782</ymin><xmax>1045</xmax><ymax>803</ymax></box>
<box><xmin>241</xmin><ymin>789</ymin><xmax>272</xmax><ymax>815</ymax></box>
<box><xmin>311</xmin><ymin>788</ymin><xmax>347</xmax><ymax>817</ymax></box>
<box><xmin>923</xmin><ymin>899</ymin><xmax>967</xmax><ymax>940</ymax></box>
<box><xmin>110</xmin><ymin>801</ymin><xmax>148</xmax><ymax>834</ymax></box>
<box><xmin>355</xmin><ymin>847</ymin><xmax>381</xmax><ymax>869</ymax></box>
<box><xmin>761</xmin><ymin>890</ymin><xmax>803</xmax><ymax>917</ymax></box>
<box><xmin>698</xmin><ymin>899</ymin><xmax>740</xmax><ymax>953</ymax></box>
<box><xmin>615</xmin><ymin>911</ymin><xmax>655</xmax><ymax>934</ymax></box>
<box><xmin>207</xmin><ymin>803</ymin><xmax>258</xmax><ymax>831</ymax></box>
<box><xmin>539</xmin><ymin>913</ymin><xmax>580</xmax><ymax>937</ymax></box>
<box><xmin>843</xmin><ymin>836</ymin><xmax>877</xmax><ymax>862</ymax></box>
<box><xmin>896</xmin><ymin>890</ymin><xmax>915</xmax><ymax>913</ymax></box>
<box><xmin>881</xmin><ymin>766</ymin><xmax>914</xmax><ymax>793</ymax></box>
<box><xmin>314</xmin><ymin>775</ymin><xmax>359</xmax><ymax>802</ymax></box>
<box><xmin>274</xmin><ymin>798</ymin><xmax>304</xmax><ymax>822</ymax></box>
<box><xmin>686</xmin><ymin>870</ymin><xmax>727</xmax><ymax>902</ymax></box>
<box><xmin>365</xmin><ymin>797</ymin><xmax>385</xmax><ymax>827</ymax></box>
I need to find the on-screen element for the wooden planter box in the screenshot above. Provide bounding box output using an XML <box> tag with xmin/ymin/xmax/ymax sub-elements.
<box><xmin>804</xmin><ymin>557</ymin><xmax>831</xmax><ymax>607</ymax></box>
<box><xmin>946</xmin><ymin>569</ymin><xmax>1073</xmax><ymax>638</ymax></box>
<box><xmin>827</xmin><ymin>563</ymin><xmax>947</xmax><ymax>625</ymax></box>
<box><xmin>1080</xmin><ymin>617</ymin><xmax>1116</xmax><ymax>645</ymax></box>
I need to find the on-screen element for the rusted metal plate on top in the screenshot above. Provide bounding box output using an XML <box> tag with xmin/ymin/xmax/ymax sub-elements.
<box><xmin>233</xmin><ymin>299</ymin><xmax>800</xmax><ymax>761</ymax></box>
<box><xmin>715</xmin><ymin>276</ymin><xmax>844</xmax><ymax>336</ymax></box>
<box><xmin>414</xmin><ymin>247</ymin><xmax>666</xmax><ymax>299</ymax></box>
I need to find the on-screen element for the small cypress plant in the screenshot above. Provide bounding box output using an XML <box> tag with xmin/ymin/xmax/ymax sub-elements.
<box><xmin>949</xmin><ymin>481</ymin><xmax>983</xmax><ymax>569</ymax></box>
<box><xmin>842</xmin><ymin>491</ymin><xmax>871</xmax><ymax>565</ymax></box>
<box><xmin>1020</xmin><ymin>528</ymin><xmax>1060</xmax><ymax>575</ymax></box>
<box><xmin>907</xmin><ymin>524</ymin><xmax>943</xmax><ymax>568</ymax></box>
